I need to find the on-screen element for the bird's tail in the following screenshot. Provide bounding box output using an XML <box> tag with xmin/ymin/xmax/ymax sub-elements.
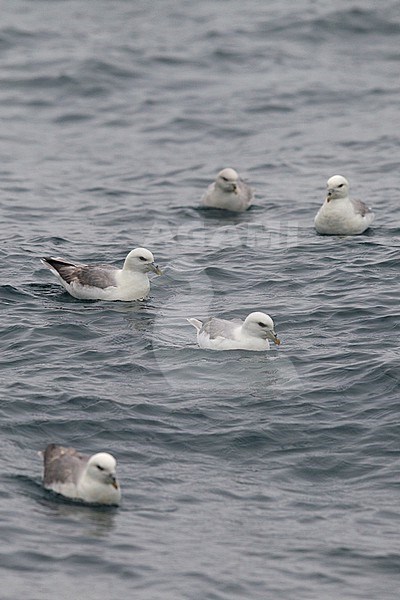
<box><xmin>40</xmin><ymin>257</ymin><xmax>76</xmax><ymax>270</ymax></box>
<box><xmin>186</xmin><ymin>318</ymin><xmax>203</xmax><ymax>332</ymax></box>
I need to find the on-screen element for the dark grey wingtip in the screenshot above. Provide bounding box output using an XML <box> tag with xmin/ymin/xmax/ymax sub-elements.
<box><xmin>40</xmin><ymin>257</ymin><xmax>57</xmax><ymax>268</ymax></box>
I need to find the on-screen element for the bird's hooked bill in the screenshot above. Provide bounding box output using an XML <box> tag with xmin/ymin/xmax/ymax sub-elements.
<box><xmin>267</xmin><ymin>330</ymin><xmax>281</xmax><ymax>345</ymax></box>
<box><xmin>151</xmin><ymin>264</ymin><xmax>163</xmax><ymax>275</ymax></box>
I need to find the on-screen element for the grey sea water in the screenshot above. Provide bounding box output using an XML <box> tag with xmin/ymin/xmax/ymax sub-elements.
<box><xmin>1</xmin><ymin>1</ymin><xmax>399</xmax><ymax>599</ymax></box>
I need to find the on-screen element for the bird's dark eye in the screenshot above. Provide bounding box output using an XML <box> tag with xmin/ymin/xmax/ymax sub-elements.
<box><xmin>221</xmin><ymin>176</ymin><xmax>228</xmax><ymax>182</ymax></box>
<box><xmin>138</xmin><ymin>256</ymin><xmax>147</xmax><ymax>262</ymax></box>
<box><xmin>258</xmin><ymin>322</ymin><xmax>266</xmax><ymax>327</ymax></box>
<box><xmin>97</xmin><ymin>465</ymin><xmax>104</xmax><ymax>471</ymax></box>
<box><xmin>338</xmin><ymin>184</ymin><xmax>344</xmax><ymax>188</ymax></box>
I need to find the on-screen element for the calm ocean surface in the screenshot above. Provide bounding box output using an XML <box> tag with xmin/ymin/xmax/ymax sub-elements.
<box><xmin>1</xmin><ymin>1</ymin><xmax>399</xmax><ymax>599</ymax></box>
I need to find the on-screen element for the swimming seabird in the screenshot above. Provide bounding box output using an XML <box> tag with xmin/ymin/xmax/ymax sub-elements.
<box><xmin>41</xmin><ymin>247</ymin><xmax>162</xmax><ymax>300</ymax></box>
<box><xmin>187</xmin><ymin>311</ymin><xmax>280</xmax><ymax>351</ymax></box>
<box><xmin>314</xmin><ymin>175</ymin><xmax>375</xmax><ymax>235</ymax></box>
<box><xmin>41</xmin><ymin>444</ymin><xmax>121</xmax><ymax>505</ymax></box>
<box><xmin>202</xmin><ymin>168</ymin><xmax>253</xmax><ymax>212</ymax></box>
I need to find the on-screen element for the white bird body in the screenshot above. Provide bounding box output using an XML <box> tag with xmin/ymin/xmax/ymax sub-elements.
<box><xmin>314</xmin><ymin>175</ymin><xmax>374</xmax><ymax>235</ymax></box>
<box><xmin>187</xmin><ymin>312</ymin><xmax>280</xmax><ymax>351</ymax></box>
<box><xmin>202</xmin><ymin>168</ymin><xmax>253</xmax><ymax>212</ymax></box>
<box><xmin>42</xmin><ymin>445</ymin><xmax>121</xmax><ymax>505</ymax></box>
<box><xmin>41</xmin><ymin>247</ymin><xmax>162</xmax><ymax>301</ymax></box>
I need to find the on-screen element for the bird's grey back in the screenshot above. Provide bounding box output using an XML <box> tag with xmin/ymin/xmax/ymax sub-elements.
<box><xmin>202</xmin><ymin>317</ymin><xmax>242</xmax><ymax>340</ymax></box>
<box><xmin>43</xmin><ymin>444</ymin><xmax>88</xmax><ymax>486</ymax></box>
<box><xmin>238</xmin><ymin>179</ymin><xmax>253</xmax><ymax>204</ymax></box>
<box><xmin>43</xmin><ymin>258</ymin><xmax>117</xmax><ymax>289</ymax></box>
<box><xmin>350</xmin><ymin>198</ymin><xmax>372</xmax><ymax>217</ymax></box>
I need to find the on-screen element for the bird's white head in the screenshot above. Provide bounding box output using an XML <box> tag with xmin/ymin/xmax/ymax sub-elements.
<box><xmin>326</xmin><ymin>175</ymin><xmax>349</xmax><ymax>202</ymax></box>
<box><xmin>242</xmin><ymin>312</ymin><xmax>280</xmax><ymax>345</ymax></box>
<box><xmin>123</xmin><ymin>248</ymin><xmax>162</xmax><ymax>275</ymax></box>
<box><xmin>86</xmin><ymin>452</ymin><xmax>119</xmax><ymax>490</ymax></box>
<box><xmin>216</xmin><ymin>168</ymin><xmax>240</xmax><ymax>193</ymax></box>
